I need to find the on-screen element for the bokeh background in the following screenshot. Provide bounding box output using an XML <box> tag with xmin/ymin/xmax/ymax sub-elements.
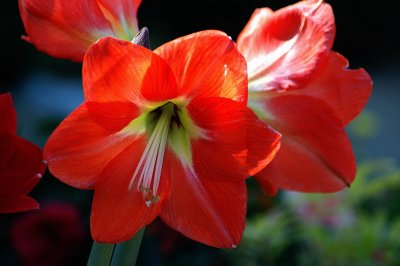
<box><xmin>1</xmin><ymin>0</ymin><xmax>400</xmax><ymax>265</ymax></box>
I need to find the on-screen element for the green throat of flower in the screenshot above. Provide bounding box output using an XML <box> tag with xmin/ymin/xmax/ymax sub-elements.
<box><xmin>122</xmin><ymin>100</ymin><xmax>206</xmax><ymax>207</ymax></box>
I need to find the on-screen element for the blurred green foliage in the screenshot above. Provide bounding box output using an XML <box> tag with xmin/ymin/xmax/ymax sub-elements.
<box><xmin>224</xmin><ymin>159</ymin><xmax>400</xmax><ymax>266</ymax></box>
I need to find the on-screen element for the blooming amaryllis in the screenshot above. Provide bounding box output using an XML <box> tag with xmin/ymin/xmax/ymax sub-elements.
<box><xmin>18</xmin><ymin>0</ymin><xmax>142</xmax><ymax>61</ymax></box>
<box><xmin>0</xmin><ymin>93</ymin><xmax>46</xmax><ymax>213</ymax></box>
<box><xmin>237</xmin><ymin>0</ymin><xmax>373</xmax><ymax>195</ymax></box>
<box><xmin>44</xmin><ymin>31</ymin><xmax>281</xmax><ymax>247</ymax></box>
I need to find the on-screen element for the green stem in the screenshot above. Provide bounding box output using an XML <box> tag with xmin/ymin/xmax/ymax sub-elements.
<box><xmin>111</xmin><ymin>227</ymin><xmax>146</xmax><ymax>266</ymax></box>
<box><xmin>87</xmin><ymin>242</ymin><xmax>115</xmax><ymax>266</ymax></box>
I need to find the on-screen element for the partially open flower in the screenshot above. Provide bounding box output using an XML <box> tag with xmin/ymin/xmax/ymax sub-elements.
<box><xmin>18</xmin><ymin>0</ymin><xmax>142</xmax><ymax>61</ymax></box>
<box><xmin>237</xmin><ymin>0</ymin><xmax>373</xmax><ymax>195</ymax></box>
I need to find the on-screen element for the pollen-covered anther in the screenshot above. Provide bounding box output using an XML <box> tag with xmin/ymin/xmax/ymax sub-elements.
<box><xmin>140</xmin><ymin>186</ymin><xmax>160</xmax><ymax>207</ymax></box>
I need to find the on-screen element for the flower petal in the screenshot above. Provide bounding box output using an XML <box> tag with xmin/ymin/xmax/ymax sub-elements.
<box><xmin>18</xmin><ymin>0</ymin><xmax>141</xmax><ymax>61</ymax></box>
<box><xmin>254</xmin><ymin>95</ymin><xmax>356</xmax><ymax>193</ymax></box>
<box><xmin>188</xmin><ymin>97</ymin><xmax>280</xmax><ymax>182</ymax></box>
<box><xmin>294</xmin><ymin>51</ymin><xmax>373</xmax><ymax>125</ymax></box>
<box><xmin>0</xmin><ymin>133</ymin><xmax>45</xmax><ymax>213</ymax></box>
<box><xmin>238</xmin><ymin>0</ymin><xmax>335</xmax><ymax>92</ymax></box>
<box><xmin>91</xmin><ymin>139</ymin><xmax>169</xmax><ymax>243</ymax></box>
<box><xmin>160</xmin><ymin>157</ymin><xmax>246</xmax><ymax>248</ymax></box>
<box><xmin>245</xmin><ymin>110</ymin><xmax>281</xmax><ymax>177</ymax></box>
<box><xmin>155</xmin><ymin>30</ymin><xmax>248</xmax><ymax>103</ymax></box>
<box><xmin>44</xmin><ymin>102</ymin><xmax>139</xmax><ymax>189</ymax></box>
<box><xmin>83</xmin><ymin>37</ymin><xmax>179</xmax><ymax>103</ymax></box>
<box><xmin>0</xmin><ymin>195</ymin><xmax>39</xmax><ymax>213</ymax></box>
<box><xmin>0</xmin><ymin>93</ymin><xmax>17</xmax><ymax>133</ymax></box>
<box><xmin>98</xmin><ymin>0</ymin><xmax>141</xmax><ymax>38</ymax></box>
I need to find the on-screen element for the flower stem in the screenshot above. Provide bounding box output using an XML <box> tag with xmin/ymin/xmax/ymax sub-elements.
<box><xmin>87</xmin><ymin>242</ymin><xmax>115</xmax><ymax>266</ymax></box>
<box><xmin>111</xmin><ymin>227</ymin><xmax>146</xmax><ymax>266</ymax></box>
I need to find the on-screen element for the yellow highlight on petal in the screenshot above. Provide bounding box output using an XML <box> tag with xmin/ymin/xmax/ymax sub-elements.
<box><xmin>97</xmin><ymin>3</ymin><xmax>137</xmax><ymax>41</ymax></box>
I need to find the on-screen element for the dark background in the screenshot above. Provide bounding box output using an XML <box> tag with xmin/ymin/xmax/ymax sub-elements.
<box><xmin>1</xmin><ymin>1</ymin><xmax>399</xmax><ymax>265</ymax></box>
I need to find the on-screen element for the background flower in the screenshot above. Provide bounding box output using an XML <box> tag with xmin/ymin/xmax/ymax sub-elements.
<box><xmin>10</xmin><ymin>202</ymin><xmax>87</xmax><ymax>266</ymax></box>
<box><xmin>18</xmin><ymin>0</ymin><xmax>142</xmax><ymax>61</ymax></box>
<box><xmin>237</xmin><ymin>0</ymin><xmax>373</xmax><ymax>195</ymax></box>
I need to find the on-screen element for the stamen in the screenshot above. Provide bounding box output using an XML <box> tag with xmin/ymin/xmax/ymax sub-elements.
<box><xmin>152</xmin><ymin>117</ymin><xmax>169</xmax><ymax>196</ymax></box>
<box><xmin>128</xmin><ymin>104</ymin><xmax>173</xmax><ymax>205</ymax></box>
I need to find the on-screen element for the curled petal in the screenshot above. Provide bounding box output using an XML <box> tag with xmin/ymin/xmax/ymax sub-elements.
<box><xmin>245</xmin><ymin>110</ymin><xmax>281</xmax><ymax>176</ymax></box>
<box><xmin>238</xmin><ymin>0</ymin><xmax>335</xmax><ymax>92</ymax></box>
<box><xmin>18</xmin><ymin>0</ymin><xmax>141</xmax><ymax>61</ymax></box>
<box><xmin>293</xmin><ymin>51</ymin><xmax>373</xmax><ymax>125</ymax></box>
<box><xmin>83</xmin><ymin>37</ymin><xmax>179</xmax><ymax>103</ymax></box>
<box><xmin>254</xmin><ymin>95</ymin><xmax>356</xmax><ymax>193</ymax></box>
<box><xmin>44</xmin><ymin>102</ymin><xmax>139</xmax><ymax>189</ymax></box>
<box><xmin>155</xmin><ymin>30</ymin><xmax>248</xmax><ymax>103</ymax></box>
<box><xmin>188</xmin><ymin>97</ymin><xmax>280</xmax><ymax>182</ymax></box>
<box><xmin>160</xmin><ymin>157</ymin><xmax>246</xmax><ymax>248</ymax></box>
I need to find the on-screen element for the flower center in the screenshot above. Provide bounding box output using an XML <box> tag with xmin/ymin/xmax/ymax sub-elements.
<box><xmin>124</xmin><ymin>100</ymin><xmax>206</xmax><ymax>207</ymax></box>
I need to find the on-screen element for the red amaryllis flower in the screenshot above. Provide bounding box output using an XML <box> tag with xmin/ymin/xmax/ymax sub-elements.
<box><xmin>237</xmin><ymin>0</ymin><xmax>373</xmax><ymax>195</ymax></box>
<box><xmin>10</xmin><ymin>202</ymin><xmax>87</xmax><ymax>266</ymax></box>
<box><xmin>44</xmin><ymin>31</ymin><xmax>281</xmax><ymax>247</ymax></box>
<box><xmin>18</xmin><ymin>0</ymin><xmax>142</xmax><ymax>62</ymax></box>
<box><xmin>0</xmin><ymin>93</ymin><xmax>46</xmax><ymax>213</ymax></box>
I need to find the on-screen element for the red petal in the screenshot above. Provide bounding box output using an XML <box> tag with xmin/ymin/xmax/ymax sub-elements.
<box><xmin>0</xmin><ymin>195</ymin><xmax>39</xmax><ymax>213</ymax></box>
<box><xmin>155</xmin><ymin>30</ymin><xmax>248</xmax><ymax>103</ymax></box>
<box><xmin>255</xmin><ymin>95</ymin><xmax>356</xmax><ymax>193</ymax></box>
<box><xmin>294</xmin><ymin>51</ymin><xmax>373</xmax><ymax>125</ymax></box>
<box><xmin>18</xmin><ymin>0</ymin><xmax>141</xmax><ymax>62</ymax></box>
<box><xmin>0</xmin><ymin>93</ymin><xmax>17</xmax><ymax>133</ymax></box>
<box><xmin>237</xmin><ymin>0</ymin><xmax>335</xmax><ymax>91</ymax></box>
<box><xmin>83</xmin><ymin>37</ymin><xmax>179</xmax><ymax>103</ymax></box>
<box><xmin>188</xmin><ymin>97</ymin><xmax>280</xmax><ymax>182</ymax></box>
<box><xmin>91</xmin><ymin>139</ymin><xmax>169</xmax><ymax>243</ymax></box>
<box><xmin>245</xmin><ymin>110</ymin><xmax>281</xmax><ymax>177</ymax></box>
<box><xmin>0</xmin><ymin>133</ymin><xmax>44</xmax><ymax>213</ymax></box>
<box><xmin>160</xmin><ymin>157</ymin><xmax>246</xmax><ymax>248</ymax></box>
<box><xmin>86</xmin><ymin>101</ymin><xmax>140</xmax><ymax>131</ymax></box>
<box><xmin>44</xmin><ymin>102</ymin><xmax>138</xmax><ymax>189</ymax></box>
